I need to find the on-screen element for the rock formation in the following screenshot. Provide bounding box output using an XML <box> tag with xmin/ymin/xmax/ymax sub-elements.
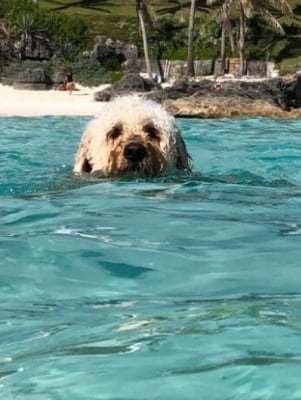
<box><xmin>13</xmin><ymin>68</ymin><xmax>53</xmax><ymax>90</ymax></box>
<box><xmin>91</xmin><ymin>37</ymin><xmax>138</xmax><ymax>68</ymax></box>
<box><xmin>94</xmin><ymin>70</ymin><xmax>156</xmax><ymax>101</ymax></box>
<box><xmin>94</xmin><ymin>73</ymin><xmax>301</xmax><ymax>118</ymax></box>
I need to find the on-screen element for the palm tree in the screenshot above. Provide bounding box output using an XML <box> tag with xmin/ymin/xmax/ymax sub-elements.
<box><xmin>207</xmin><ymin>0</ymin><xmax>231</xmax><ymax>75</ymax></box>
<box><xmin>0</xmin><ymin>0</ymin><xmax>10</xmax><ymax>18</ymax></box>
<box><xmin>13</xmin><ymin>10</ymin><xmax>50</xmax><ymax>60</ymax></box>
<box><xmin>207</xmin><ymin>0</ymin><xmax>293</xmax><ymax>75</ymax></box>
<box><xmin>187</xmin><ymin>0</ymin><xmax>197</xmax><ymax>77</ymax></box>
<box><xmin>157</xmin><ymin>0</ymin><xmax>210</xmax><ymax>17</ymax></box>
<box><xmin>14</xmin><ymin>13</ymin><xmax>36</xmax><ymax>60</ymax></box>
<box><xmin>156</xmin><ymin>1</ymin><xmax>214</xmax><ymax>78</ymax></box>
<box><xmin>46</xmin><ymin>0</ymin><xmax>111</xmax><ymax>12</ymax></box>
<box><xmin>136</xmin><ymin>0</ymin><xmax>153</xmax><ymax>81</ymax></box>
<box><xmin>0</xmin><ymin>21</ymin><xmax>17</xmax><ymax>58</ymax></box>
<box><xmin>149</xmin><ymin>19</ymin><xmax>185</xmax><ymax>82</ymax></box>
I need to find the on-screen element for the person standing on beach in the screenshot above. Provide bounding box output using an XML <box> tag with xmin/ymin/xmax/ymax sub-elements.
<box><xmin>65</xmin><ymin>68</ymin><xmax>75</xmax><ymax>95</ymax></box>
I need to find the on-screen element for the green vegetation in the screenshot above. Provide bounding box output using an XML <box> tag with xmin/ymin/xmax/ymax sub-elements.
<box><xmin>1</xmin><ymin>60</ymin><xmax>52</xmax><ymax>86</ymax></box>
<box><xmin>107</xmin><ymin>71</ymin><xmax>123</xmax><ymax>84</ymax></box>
<box><xmin>277</xmin><ymin>56</ymin><xmax>301</xmax><ymax>76</ymax></box>
<box><xmin>71</xmin><ymin>56</ymin><xmax>107</xmax><ymax>86</ymax></box>
<box><xmin>1</xmin><ymin>0</ymin><xmax>301</xmax><ymax>84</ymax></box>
<box><xmin>5</xmin><ymin>0</ymin><xmax>91</xmax><ymax>48</ymax></box>
<box><xmin>36</xmin><ymin>0</ymin><xmax>301</xmax><ymax>64</ymax></box>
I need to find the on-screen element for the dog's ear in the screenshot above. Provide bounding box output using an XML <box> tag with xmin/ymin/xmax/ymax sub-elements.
<box><xmin>175</xmin><ymin>129</ymin><xmax>192</xmax><ymax>171</ymax></box>
<box><xmin>73</xmin><ymin>129</ymin><xmax>93</xmax><ymax>174</ymax></box>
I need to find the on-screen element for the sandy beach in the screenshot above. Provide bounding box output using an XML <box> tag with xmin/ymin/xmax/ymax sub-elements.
<box><xmin>0</xmin><ymin>83</ymin><xmax>110</xmax><ymax>116</ymax></box>
<box><xmin>2</xmin><ymin>78</ymin><xmax>301</xmax><ymax>119</ymax></box>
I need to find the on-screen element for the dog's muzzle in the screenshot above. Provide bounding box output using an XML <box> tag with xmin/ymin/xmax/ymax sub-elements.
<box><xmin>123</xmin><ymin>142</ymin><xmax>147</xmax><ymax>165</ymax></box>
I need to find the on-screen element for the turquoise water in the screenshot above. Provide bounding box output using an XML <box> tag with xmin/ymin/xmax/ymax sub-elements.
<box><xmin>1</xmin><ymin>116</ymin><xmax>301</xmax><ymax>399</ymax></box>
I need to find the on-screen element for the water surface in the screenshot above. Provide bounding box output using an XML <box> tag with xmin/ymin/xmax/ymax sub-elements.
<box><xmin>1</xmin><ymin>116</ymin><xmax>301</xmax><ymax>399</ymax></box>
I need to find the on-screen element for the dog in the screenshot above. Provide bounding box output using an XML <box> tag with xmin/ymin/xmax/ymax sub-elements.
<box><xmin>73</xmin><ymin>95</ymin><xmax>191</xmax><ymax>177</ymax></box>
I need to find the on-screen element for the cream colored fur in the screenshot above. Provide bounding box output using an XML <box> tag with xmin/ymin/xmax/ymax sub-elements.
<box><xmin>73</xmin><ymin>95</ymin><xmax>191</xmax><ymax>177</ymax></box>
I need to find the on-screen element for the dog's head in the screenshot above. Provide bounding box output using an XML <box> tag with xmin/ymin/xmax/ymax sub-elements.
<box><xmin>73</xmin><ymin>95</ymin><xmax>191</xmax><ymax>177</ymax></box>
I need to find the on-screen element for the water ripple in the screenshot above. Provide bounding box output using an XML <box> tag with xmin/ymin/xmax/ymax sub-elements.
<box><xmin>1</xmin><ymin>116</ymin><xmax>301</xmax><ymax>399</ymax></box>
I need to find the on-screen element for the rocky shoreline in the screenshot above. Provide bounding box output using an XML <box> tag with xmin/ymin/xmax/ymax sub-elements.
<box><xmin>9</xmin><ymin>67</ymin><xmax>301</xmax><ymax>118</ymax></box>
<box><xmin>163</xmin><ymin>96</ymin><xmax>301</xmax><ymax>119</ymax></box>
<box><xmin>94</xmin><ymin>72</ymin><xmax>301</xmax><ymax>119</ymax></box>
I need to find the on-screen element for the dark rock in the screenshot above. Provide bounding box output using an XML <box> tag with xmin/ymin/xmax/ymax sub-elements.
<box><xmin>94</xmin><ymin>72</ymin><xmax>157</xmax><ymax>102</ymax></box>
<box><xmin>13</xmin><ymin>68</ymin><xmax>53</xmax><ymax>90</ymax></box>
<box><xmin>13</xmin><ymin>38</ymin><xmax>54</xmax><ymax>61</ymax></box>
<box><xmin>92</xmin><ymin>37</ymin><xmax>138</xmax><ymax>68</ymax></box>
<box><xmin>94</xmin><ymin>74</ymin><xmax>301</xmax><ymax>116</ymax></box>
<box><xmin>114</xmin><ymin>72</ymin><xmax>155</xmax><ymax>92</ymax></box>
<box><xmin>94</xmin><ymin>88</ymin><xmax>113</xmax><ymax>102</ymax></box>
<box><xmin>284</xmin><ymin>74</ymin><xmax>301</xmax><ymax>108</ymax></box>
<box><xmin>164</xmin><ymin>78</ymin><xmax>290</xmax><ymax>110</ymax></box>
<box><xmin>143</xmin><ymin>90</ymin><xmax>164</xmax><ymax>103</ymax></box>
<box><xmin>52</xmin><ymin>71</ymin><xmax>66</xmax><ymax>85</ymax></box>
<box><xmin>163</xmin><ymin>78</ymin><xmax>190</xmax><ymax>100</ymax></box>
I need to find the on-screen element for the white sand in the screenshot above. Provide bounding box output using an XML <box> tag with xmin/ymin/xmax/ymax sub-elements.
<box><xmin>0</xmin><ymin>83</ymin><xmax>111</xmax><ymax>117</ymax></box>
<box><xmin>0</xmin><ymin>76</ymin><xmax>271</xmax><ymax>117</ymax></box>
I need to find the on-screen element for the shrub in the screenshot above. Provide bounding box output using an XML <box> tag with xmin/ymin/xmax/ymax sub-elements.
<box><xmin>165</xmin><ymin>47</ymin><xmax>187</xmax><ymax>60</ymax></box>
<box><xmin>2</xmin><ymin>60</ymin><xmax>52</xmax><ymax>85</ymax></box>
<box><xmin>5</xmin><ymin>0</ymin><xmax>91</xmax><ymax>53</ymax></box>
<box><xmin>72</xmin><ymin>57</ymin><xmax>107</xmax><ymax>87</ymax></box>
<box><xmin>277</xmin><ymin>56</ymin><xmax>301</xmax><ymax>76</ymax></box>
<box><xmin>106</xmin><ymin>71</ymin><xmax>123</xmax><ymax>84</ymax></box>
<box><xmin>53</xmin><ymin>43</ymin><xmax>81</xmax><ymax>64</ymax></box>
<box><xmin>53</xmin><ymin>15</ymin><xmax>90</xmax><ymax>49</ymax></box>
<box><xmin>0</xmin><ymin>0</ymin><xmax>10</xmax><ymax>18</ymax></box>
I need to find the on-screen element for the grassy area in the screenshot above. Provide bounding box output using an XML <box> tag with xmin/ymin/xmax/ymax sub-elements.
<box><xmin>39</xmin><ymin>1</ymin><xmax>169</xmax><ymax>16</ymax></box>
<box><xmin>39</xmin><ymin>1</ymin><xmax>142</xmax><ymax>41</ymax></box>
<box><xmin>39</xmin><ymin>0</ymin><xmax>301</xmax><ymax>38</ymax></box>
<box><xmin>277</xmin><ymin>55</ymin><xmax>301</xmax><ymax>75</ymax></box>
<box><xmin>289</xmin><ymin>0</ymin><xmax>301</xmax><ymax>9</ymax></box>
<box><xmin>39</xmin><ymin>1</ymin><xmax>136</xmax><ymax>16</ymax></box>
<box><xmin>38</xmin><ymin>0</ymin><xmax>301</xmax><ymax>17</ymax></box>
<box><xmin>27</xmin><ymin>0</ymin><xmax>301</xmax><ymax>65</ymax></box>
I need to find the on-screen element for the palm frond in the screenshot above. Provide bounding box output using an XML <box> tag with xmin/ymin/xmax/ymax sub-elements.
<box><xmin>206</xmin><ymin>0</ymin><xmax>219</xmax><ymax>5</ymax></box>
<box><xmin>144</xmin><ymin>1</ymin><xmax>157</xmax><ymax>27</ymax></box>
<box><xmin>47</xmin><ymin>0</ymin><xmax>110</xmax><ymax>13</ymax></box>
<box><xmin>257</xmin><ymin>8</ymin><xmax>286</xmax><ymax>35</ymax></box>
<box><xmin>267</xmin><ymin>0</ymin><xmax>293</xmax><ymax>16</ymax></box>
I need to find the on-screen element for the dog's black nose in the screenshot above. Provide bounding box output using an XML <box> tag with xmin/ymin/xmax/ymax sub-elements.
<box><xmin>124</xmin><ymin>142</ymin><xmax>147</xmax><ymax>163</ymax></box>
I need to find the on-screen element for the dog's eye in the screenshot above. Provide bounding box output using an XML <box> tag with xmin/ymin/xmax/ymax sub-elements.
<box><xmin>144</xmin><ymin>125</ymin><xmax>159</xmax><ymax>140</ymax></box>
<box><xmin>107</xmin><ymin>126</ymin><xmax>122</xmax><ymax>140</ymax></box>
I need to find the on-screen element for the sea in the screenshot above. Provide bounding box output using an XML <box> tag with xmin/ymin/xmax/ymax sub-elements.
<box><xmin>1</xmin><ymin>116</ymin><xmax>301</xmax><ymax>399</ymax></box>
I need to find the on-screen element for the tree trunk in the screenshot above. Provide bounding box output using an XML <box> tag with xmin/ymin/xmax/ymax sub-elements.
<box><xmin>19</xmin><ymin>32</ymin><xmax>27</xmax><ymax>60</ymax></box>
<box><xmin>239</xmin><ymin>2</ymin><xmax>245</xmax><ymax>76</ymax></box>
<box><xmin>187</xmin><ymin>0</ymin><xmax>196</xmax><ymax>78</ymax></box>
<box><xmin>136</xmin><ymin>1</ymin><xmax>153</xmax><ymax>81</ymax></box>
<box><xmin>156</xmin><ymin>45</ymin><xmax>164</xmax><ymax>82</ymax></box>
<box><xmin>228</xmin><ymin>25</ymin><xmax>235</xmax><ymax>53</ymax></box>
<box><xmin>220</xmin><ymin>23</ymin><xmax>226</xmax><ymax>75</ymax></box>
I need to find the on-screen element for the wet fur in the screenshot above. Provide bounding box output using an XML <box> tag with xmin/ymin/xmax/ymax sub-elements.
<box><xmin>73</xmin><ymin>95</ymin><xmax>191</xmax><ymax>177</ymax></box>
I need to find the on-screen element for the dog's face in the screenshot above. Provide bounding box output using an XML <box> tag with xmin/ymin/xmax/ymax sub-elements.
<box><xmin>73</xmin><ymin>95</ymin><xmax>191</xmax><ymax>177</ymax></box>
<box><xmin>99</xmin><ymin>119</ymin><xmax>170</xmax><ymax>176</ymax></box>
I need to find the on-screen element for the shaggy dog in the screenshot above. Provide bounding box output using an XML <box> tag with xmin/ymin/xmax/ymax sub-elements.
<box><xmin>73</xmin><ymin>95</ymin><xmax>191</xmax><ymax>177</ymax></box>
